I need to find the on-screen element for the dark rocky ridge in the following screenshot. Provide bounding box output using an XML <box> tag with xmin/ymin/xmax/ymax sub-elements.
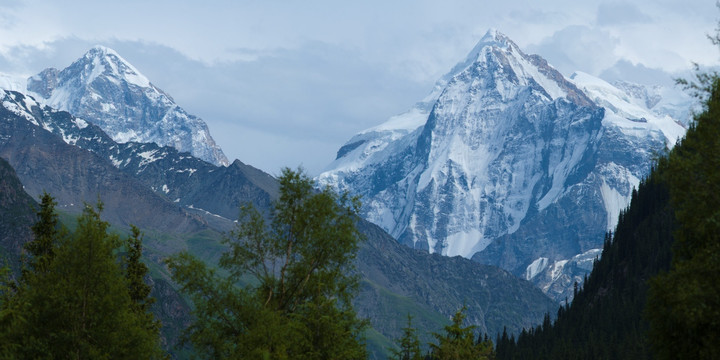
<box><xmin>0</xmin><ymin>157</ymin><xmax>36</xmax><ymax>271</ymax></box>
<box><xmin>0</xmin><ymin>91</ymin><xmax>206</xmax><ymax>234</ymax></box>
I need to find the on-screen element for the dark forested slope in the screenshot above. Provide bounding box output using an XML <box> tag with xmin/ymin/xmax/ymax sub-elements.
<box><xmin>497</xmin><ymin>74</ymin><xmax>720</xmax><ymax>359</ymax></box>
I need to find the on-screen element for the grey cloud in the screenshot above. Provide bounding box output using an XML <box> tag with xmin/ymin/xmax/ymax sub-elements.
<box><xmin>599</xmin><ymin>59</ymin><xmax>678</xmax><ymax>86</ymax></box>
<box><xmin>596</xmin><ymin>2</ymin><xmax>652</xmax><ymax>26</ymax></box>
<box><xmin>0</xmin><ymin>38</ymin><xmax>428</xmax><ymax>174</ymax></box>
<box><xmin>527</xmin><ymin>25</ymin><xmax>620</xmax><ymax>76</ymax></box>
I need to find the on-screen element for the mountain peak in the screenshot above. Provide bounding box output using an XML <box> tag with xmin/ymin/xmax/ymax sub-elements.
<box><xmin>77</xmin><ymin>45</ymin><xmax>151</xmax><ymax>88</ymax></box>
<box><xmin>430</xmin><ymin>29</ymin><xmax>521</xmax><ymax>96</ymax></box>
<box><xmin>26</xmin><ymin>47</ymin><xmax>230</xmax><ymax>166</ymax></box>
<box><xmin>461</xmin><ymin>28</ymin><xmax>518</xmax><ymax>66</ymax></box>
<box><xmin>86</xmin><ymin>45</ymin><xmax>118</xmax><ymax>57</ymax></box>
<box><xmin>478</xmin><ymin>28</ymin><xmax>512</xmax><ymax>48</ymax></box>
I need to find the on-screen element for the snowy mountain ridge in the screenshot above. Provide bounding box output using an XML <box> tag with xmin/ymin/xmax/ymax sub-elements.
<box><xmin>1</xmin><ymin>88</ymin><xmax>276</xmax><ymax>228</ymax></box>
<box><xmin>22</xmin><ymin>46</ymin><xmax>229</xmax><ymax>166</ymax></box>
<box><xmin>320</xmin><ymin>30</ymin><xmax>604</xmax><ymax>257</ymax></box>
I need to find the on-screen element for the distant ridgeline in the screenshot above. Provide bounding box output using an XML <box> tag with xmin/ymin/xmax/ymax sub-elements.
<box><xmin>495</xmin><ymin>76</ymin><xmax>720</xmax><ymax>359</ymax></box>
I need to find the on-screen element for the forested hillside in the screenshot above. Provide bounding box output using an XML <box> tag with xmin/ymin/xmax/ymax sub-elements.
<box><xmin>496</xmin><ymin>71</ymin><xmax>720</xmax><ymax>359</ymax></box>
<box><xmin>496</xmin><ymin>172</ymin><xmax>673</xmax><ymax>359</ymax></box>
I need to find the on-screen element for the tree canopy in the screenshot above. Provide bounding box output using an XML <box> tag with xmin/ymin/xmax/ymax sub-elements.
<box><xmin>167</xmin><ymin>168</ymin><xmax>367</xmax><ymax>359</ymax></box>
<box><xmin>0</xmin><ymin>198</ymin><xmax>164</xmax><ymax>359</ymax></box>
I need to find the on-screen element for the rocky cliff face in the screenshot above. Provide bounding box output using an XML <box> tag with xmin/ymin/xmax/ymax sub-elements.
<box><xmin>26</xmin><ymin>46</ymin><xmax>229</xmax><ymax>167</ymax></box>
<box><xmin>319</xmin><ymin>30</ymin><xmax>686</xmax><ymax>302</ymax></box>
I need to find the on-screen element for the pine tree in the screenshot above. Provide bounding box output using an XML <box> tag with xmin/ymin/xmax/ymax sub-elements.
<box><xmin>125</xmin><ymin>225</ymin><xmax>161</xmax><ymax>335</ymax></box>
<box><xmin>125</xmin><ymin>226</ymin><xmax>155</xmax><ymax>312</ymax></box>
<box><xmin>0</xmin><ymin>264</ymin><xmax>21</xmax><ymax>357</ymax></box>
<box><xmin>429</xmin><ymin>306</ymin><xmax>494</xmax><ymax>360</ymax></box>
<box><xmin>390</xmin><ymin>314</ymin><xmax>424</xmax><ymax>360</ymax></box>
<box><xmin>24</xmin><ymin>192</ymin><xmax>63</xmax><ymax>274</ymax></box>
<box><xmin>168</xmin><ymin>168</ymin><xmax>367</xmax><ymax>359</ymax></box>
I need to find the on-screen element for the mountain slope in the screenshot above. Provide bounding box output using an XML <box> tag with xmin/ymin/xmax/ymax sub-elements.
<box><xmin>1</xmin><ymin>89</ymin><xmax>556</xmax><ymax>358</ymax></box>
<box><xmin>319</xmin><ymin>30</ymin><xmax>684</xmax><ymax>302</ymax></box>
<box><xmin>495</xmin><ymin>173</ymin><xmax>674</xmax><ymax>359</ymax></box>
<box><xmin>0</xmin><ymin>90</ymin><xmax>207</xmax><ymax>234</ymax></box>
<box><xmin>495</xmin><ymin>75</ymin><xmax>711</xmax><ymax>357</ymax></box>
<box><xmin>1</xmin><ymin>87</ymin><xmax>275</xmax><ymax>230</ymax></box>
<box><xmin>0</xmin><ymin>156</ymin><xmax>36</xmax><ymax>272</ymax></box>
<box><xmin>355</xmin><ymin>219</ymin><xmax>557</xmax><ymax>356</ymax></box>
<box><xmin>26</xmin><ymin>46</ymin><xmax>229</xmax><ymax>166</ymax></box>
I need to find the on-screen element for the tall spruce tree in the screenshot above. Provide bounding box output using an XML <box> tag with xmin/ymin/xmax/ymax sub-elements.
<box><xmin>125</xmin><ymin>225</ymin><xmax>161</xmax><ymax>336</ymax></box>
<box><xmin>168</xmin><ymin>168</ymin><xmax>367</xmax><ymax>359</ymax></box>
<box><xmin>126</xmin><ymin>226</ymin><xmax>152</xmax><ymax>310</ymax></box>
<box><xmin>24</xmin><ymin>192</ymin><xmax>63</xmax><ymax>274</ymax></box>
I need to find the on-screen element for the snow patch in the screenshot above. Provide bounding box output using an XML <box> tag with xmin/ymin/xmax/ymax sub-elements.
<box><xmin>137</xmin><ymin>149</ymin><xmax>161</xmax><ymax>166</ymax></box>
<box><xmin>114</xmin><ymin>129</ymin><xmax>138</xmax><ymax>143</ymax></box>
<box><xmin>526</xmin><ymin>257</ymin><xmax>549</xmax><ymax>280</ymax></box>
<box><xmin>73</xmin><ymin>118</ymin><xmax>88</xmax><ymax>129</ymax></box>
<box><xmin>443</xmin><ymin>229</ymin><xmax>489</xmax><ymax>258</ymax></box>
<box><xmin>362</xmin><ymin>107</ymin><xmax>428</xmax><ymax>134</ymax></box>
<box><xmin>177</xmin><ymin>168</ymin><xmax>197</xmax><ymax>175</ymax></box>
<box><xmin>2</xmin><ymin>99</ymin><xmax>37</xmax><ymax>125</ymax></box>
<box><xmin>109</xmin><ymin>156</ymin><xmax>122</xmax><ymax>168</ymax></box>
<box><xmin>186</xmin><ymin>204</ymin><xmax>230</xmax><ymax>220</ymax></box>
<box><xmin>101</xmin><ymin>103</ymin><xmax>116</xmax><ymax>112</ymax></box>
<box><xmin>550</xmin><ymin>260</ymin><xmax>569</xmax><ymax>281</ymax></box>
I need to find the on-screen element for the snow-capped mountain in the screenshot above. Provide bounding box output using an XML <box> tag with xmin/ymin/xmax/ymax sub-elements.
<box><xmin>24</xmin><ymin>46</ymin><xmax>229</xmax><ymax>166</ymax></box>
<box><xmin>318</xmin><ymin>30</ymin><xmax>687</xmax><ymax>300</ymax></box>
<box><xmin>0</xmin><ymin>89</ymin><xmax>274</xmax><ymax>228</ymax></box>
<box><xmin>0</xmin><ymin>89</ymin><xmax>558</xmax><ymax>350</ymax></box>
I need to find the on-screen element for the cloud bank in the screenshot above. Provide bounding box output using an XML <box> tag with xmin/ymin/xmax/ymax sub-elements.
<box><xmin>0</xmin><ymin>1</ymin><xmax>716</xmax><ymax>174</ymax></box>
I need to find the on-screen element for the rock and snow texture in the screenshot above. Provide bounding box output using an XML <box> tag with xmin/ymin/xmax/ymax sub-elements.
<box><xmin>319</xmin><ymin>30</ymin><xmax>687</xmax><ymax>299</ymax></box>
<box><xmin>24</xmin><ymin>46</ymin><xmax>229</xmax><ymax>166</ymax></box>
<box><xmin>526</xmin><ymin>248</ymin><xmax>603</xmax><ymax>304</ymax></box>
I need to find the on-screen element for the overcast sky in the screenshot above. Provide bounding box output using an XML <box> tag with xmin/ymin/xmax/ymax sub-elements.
<box><xmin>0</xmin><ymin>0</ymin><xmax>718</xmax><ymax>175</ymax></box>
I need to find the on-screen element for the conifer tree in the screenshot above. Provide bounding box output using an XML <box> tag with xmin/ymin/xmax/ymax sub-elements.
<box><xmin>390</xmin><ymin>314</ymin><xmax>424</xmax><ymax>360</ymax></box>
<box><xmin>125</xmin><ymin>225</ymin><xmax>161</xmax><ymax>335</ymax></box>
<box><xmin>430</xmin><ymin>306</ymin><xmax>494</xmax><ymax>360</ymax></box>
<box><xmin>24</xmin><ymin>192</ymin><xmax>63</xmax><ymax>274</ymax></box>
<box><xmin>0</xmin><ymin>264</ymin><xmax>20</xmax><ymax>357</ymax></box>
<box><xmin>647</xmin><ymin>64</ymin><xmax>720</xmax><ymax>360</ymax></box>
<box><xmin>126</xmin><ymin>225</ymin><xmax>155</xmax><ymax>312</ymax></box>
